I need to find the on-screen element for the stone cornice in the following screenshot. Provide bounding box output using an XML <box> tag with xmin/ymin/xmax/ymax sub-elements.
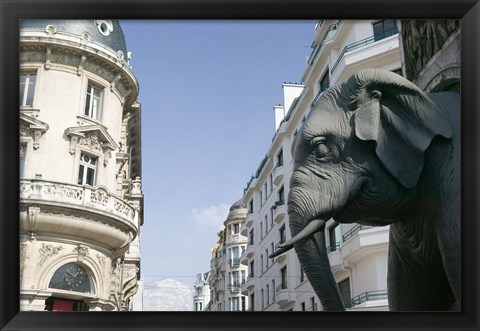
<box><xmin>20</xmin><ymin>30</ymin><xmax>138</xmax><ymax>108</ymax></box>
<box><xmin>20</xmin><ymin>112</ymin><xmax>49</xmax><ymax>149</ymax></box>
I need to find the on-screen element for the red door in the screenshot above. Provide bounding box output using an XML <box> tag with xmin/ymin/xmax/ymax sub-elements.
<box><xmin>52</xmin><ymin>299</ymin><xmax>74</xmax><ymax>312</ymax></box>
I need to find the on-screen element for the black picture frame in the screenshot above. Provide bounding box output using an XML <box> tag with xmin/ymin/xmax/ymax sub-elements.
<box><xmin>1</xmin><ymin>0</ymin><xmax>479</xmax><ymax>330</ymax></box>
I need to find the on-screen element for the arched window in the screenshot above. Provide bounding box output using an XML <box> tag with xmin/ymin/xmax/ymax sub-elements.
<box><xmin>48</xmin><ymin>263</ymin><xmax>95</xmax><ymax>294</ymax></box>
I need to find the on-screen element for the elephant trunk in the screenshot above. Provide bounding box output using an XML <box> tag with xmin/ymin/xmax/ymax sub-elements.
<box><xmin>271</xmin><ymin>214</ymin><xmax>346</xmax><ymax>311</ymax></box>
<box><xmin>295</xmin><ymin>226</ymin><xmax>346</xmax><ymax>311</ymax></box>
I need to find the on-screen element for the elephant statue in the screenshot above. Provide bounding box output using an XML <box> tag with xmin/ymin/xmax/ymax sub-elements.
<box><xmin>270</xmin><ymin>69</ymin><xmax>460</xmax><ymax>311</ymax></box>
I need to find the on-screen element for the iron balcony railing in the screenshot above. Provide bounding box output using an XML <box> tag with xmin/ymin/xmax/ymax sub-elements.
<box><xmin>327</xmin><ymin>242</ymin><xmax>341</xmax><ymax>253</ymax></box>
<box><xmin>271</xmin><ymin>199</ymin><xmax>285</xmax><ymax>211</ymax></box>
<box><xmin>342</xmin><ymin>224</ymin><xmax>372</xmax><ymax>242</ymax></box>
<box><xmin>307</xmin><ymin>20</ymin><xmax>342</xmax><ymax>66</ymax></box>
<box><xmin>351</xmin><ymin>290</ymin><xmax>388</xmax><ymax>306</ymax></box>
<box><xmin>310</xmin><ymin>84</ymin><xmax>330</xmax><ymax>109</ymax></box>
<box><xmin>331</xmin><ymin>29</ymin><xmax>399</xmax><ymax>74</ymax></box>
<box><xmin>276</xmin><ymin>283</ymin><xmax>288</xmax><ymax>293</ymax></box>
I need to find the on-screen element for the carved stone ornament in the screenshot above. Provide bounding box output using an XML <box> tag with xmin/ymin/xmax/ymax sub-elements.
<box><xmin>402</xmin><ymin>20</ymin><xmax>460</xmax><ymax>80</ymax></box>
<box><xmin>96</xmin><ymin>254</ymin><xmax>107</xmax><ymax>272</ymax></box>
<box><xmin>74</xmin><ymin>244</ymin><xmax>89</xmax><ymax>262</ymax></box>
<box><xmin>80</xmin><ymin>31</ymin><xmax>91</xmax><ymax>43</ymax></box>
<box><xmin>131</xmin><ymin>177</ymin><xmax>142</xmax><ymax>194</ymax></box>
<box><xmin>45</xmin><ymin>47</ymin><xmax>52</xmax><ymax>70</ymax></box>
<box><xmin>90</xmin><ymin>187</ymin><xmax>109</xmax><ymax>206</ymax></box>
<box><xmin>80</xmin><ymin>133</ymin><xmax>103</xmax><ymax>152</ymax></box>
<box><xmin>65</xmin><ymin>125</ymin><xmax>117</xmax><ymax>159</ymax></box>
<box><xmin>27</xmin><ymin>206</ymin><xmax>41</xmax><ymax>241</ymax></box>
<box><xmin>77</xmin><ymin>55</ymin><xmax>86</xmax><ymax>76</ymax></box>
<box><xmin>19</xmin><ymin>113</ymin><xmax>49</xmax><ymax>149</ymax></box>
<box><xmin>45</xmin><ymin>25</ymin><xmax>57</xmax><ymax>35</ymax></box>
<box><xmin>38</xmin><ymin>244</ymin><xmax>63</xmax><ymax>266</ymax></box>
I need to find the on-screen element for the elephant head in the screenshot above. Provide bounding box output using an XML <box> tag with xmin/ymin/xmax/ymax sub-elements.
<box><xmin>270</xmin><ymin>69</ymin><xmax>454</xmax><ymax>311</ymax></box>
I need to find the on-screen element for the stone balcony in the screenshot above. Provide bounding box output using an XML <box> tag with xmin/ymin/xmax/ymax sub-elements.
<box><xmin>19</xmin><ymin>179</ymin><xmax>138</xmax><ymax>249</ymax></box>
<box><xmin>275</xmin><ymin>283</ymin><xmax>294</xmax><ymax>305</ymax></box>
<box><xmin>272</xmin><ymin>164</ymin><xmax>284</xmax><ymax>185</ymax></box>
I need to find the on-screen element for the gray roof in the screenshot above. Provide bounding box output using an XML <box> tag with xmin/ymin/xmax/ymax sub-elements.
<box><xmin>20</xmin><ymin>20</ymin><xmax>128</xmax><ymax>56</ymax></box>
<box><xmin>229</xmin><ymin>198</ymin><xmax>246</xmax><ymax>211</ymax></box>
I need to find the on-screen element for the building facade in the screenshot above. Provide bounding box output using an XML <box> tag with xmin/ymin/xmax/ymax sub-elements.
<box><xmin>239</xmin><ymin>19</ymin><xmax>403</xmax><ymax>311</ymax></box>
<box><xmin>206</xmin><ymin>201</ymin><xmax>249</xmax><ymax>311</ymax></box>
<box><xmin>193</xmin><ymin>272</ymin><xmax>210</xmax><ymax>311</ymax></box>
<box><xmin>19</xmin><ymin>20</ymin><xmax>144</xmax><ymax>311</ymax></box>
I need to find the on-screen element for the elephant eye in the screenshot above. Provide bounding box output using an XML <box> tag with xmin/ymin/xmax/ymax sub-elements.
<box><xmin>310</xmin><ymin>136</ymin><xmax>331</xmax><ymax>161</ymax></box>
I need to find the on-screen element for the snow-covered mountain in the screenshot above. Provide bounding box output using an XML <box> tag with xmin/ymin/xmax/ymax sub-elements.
<box><xmin>143</xmin><ymin>279</ymin><xmax>194</xmax><ymax>311</ymax></box>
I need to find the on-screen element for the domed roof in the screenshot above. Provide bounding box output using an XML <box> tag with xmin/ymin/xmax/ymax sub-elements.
<box><xmin>20</xmin><ymin>20</ymin><xmax>128</xmax><ymax>56</ymax></box>
<box><xmin>229</xmin><ymin>199</ymin><xmax>246</xmax><ymax>211</ymax></box>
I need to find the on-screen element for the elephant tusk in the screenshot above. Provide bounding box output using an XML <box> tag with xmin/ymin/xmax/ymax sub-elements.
<box><xmin>269</xmin><ymin>243</ymin><xmax>294</xmax><ymax>258</ymax></box>
<box><xmin>281</xmin><ymin>219</ymin><xmax>326</xmax><ymax>247</ymax></box>
<box><xmin>269</xmin><ymin>219</ymin><xmax>326</xmax><ymax>258</ymax></box>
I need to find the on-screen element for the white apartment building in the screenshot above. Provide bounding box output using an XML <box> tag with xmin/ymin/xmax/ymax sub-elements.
<box><xmin>193</xmin><ymin>272</ymin><xmax>211</xmax><ymax>311</ymax></box>
<box><xmin>19</xmin><ymin>20</ymin><xmax>144</xmax><ymax>311</ymax></box>
<box><xmin>239</xmin><ymin>19</ymin><xmax>402</xmax><ymax>311</ymax></box>
<box><xmin>206</xmin><ymin>201</ymin><xmax>249</xmax><ymax>311</ymax></box>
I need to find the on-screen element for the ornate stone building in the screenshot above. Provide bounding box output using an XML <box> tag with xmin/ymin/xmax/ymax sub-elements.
<box><xmin>193</xmin><ymin>272</ymin><xmax>210</xmax><ymax>311</ymax></box>
<box><xmin>19</xmin><ymin>20</ymin><xmax>144</xmax><ymax>311</ymax></box>
<box><xmin>206</xmin><ymin>200</ymin><xmax>249</xmax><ymax>311</ymax></box>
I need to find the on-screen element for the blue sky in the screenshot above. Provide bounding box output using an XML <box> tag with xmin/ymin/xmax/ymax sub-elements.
<box><xmin>121</xmin><ymin>20</ymin><xmax>316</xmax><ymax>288</ymax></box>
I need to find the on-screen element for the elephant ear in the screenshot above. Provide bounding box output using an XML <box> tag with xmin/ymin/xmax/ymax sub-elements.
<box><xmin>352</xmin><ymin>69</ymin><xmax>453</xmax><ymax>189</ymax></box>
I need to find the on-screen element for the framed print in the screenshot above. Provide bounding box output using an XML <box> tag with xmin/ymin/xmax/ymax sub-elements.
<box><xmin>1</xmin><ymin>0</ymin><xmax>479</xmax><ymax>330</ymax></box>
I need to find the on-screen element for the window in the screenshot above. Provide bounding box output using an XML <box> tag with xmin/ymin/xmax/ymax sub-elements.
<box><xmin>300</xmin><ymin>266</ymin><xmax>305</xmax><ymax>282</ymax></box>
<box><xmin>260</xmin><ymin>255</ymin><xmax>264</xmax><ymax>273</ymax></box>
<box><xmin>276</xmin><ymin>149</ymin><xmax>284</xmax><ymax>167</ymax></box>
<box><xmin>269</xmin><ymin>173</ymin><xmax>273</xmax><ymax>192</ymax></box>
<box><xmin>264</xmin><ymin>183</ymin><xmax>268</xmax><ymax>201</ymax></box>
<box><xmin>260</xmin><ymin>189</ymin><xmax>263</xmax><ymax>206</ymax></box>
<box><xmin>310</xmin><ymin>297</ymin><xmax>316</xmax><ymax>311</ymax></box>
<box><xmin>233</xmin><ymin>223</ymin><xmax>239</xmax><ymax>234</ymax></box>
<box><xmin>250</xmin><ymin>293</ymin><xmax>255</xmax><ymax>311</ymax></box>
<box><xmin>20</xmin><ymin>145</ymin><xmax>27</xmax><ymax>178</ymax></box>
<box><xmin>199</xmin><ymin>302</ymin><xmax>202</xmax><ymax>311</ymax></box>
<box><xmin>373</xmin><ymin>19</ymin><xmax>398</xmax><ymax>41</ymax></box>
<box><xmin>270</xmin><ymin>208</ymin><xmax>274</xmax><ymax>226</ymax></box>
<box><xmin>301</xmin><ymin>302</ymin><xmax>306</xmax><ymax>311</ymax></box>
<box><xmin>279</xmin><ymin>225</ymin><xmax>286</xmax><ymax>244</ymax></box>
<box><xmin>260</xmin><ymin>222</ymin><xmax>263</xmax><ymax>239</ymax></box>
<box><xmin>270</xmin><ymin>242</ymin><xmax>275</xmax><ymax>262</ymax></box>
<box><xmin>248</xmin><ymin>199</ymin><xmax>254</xmax><ymax>214</ymax></box>
<box><xmin>241</xmin><ymin>297</ymin><xmax>246</xmax><ymax>311</ymax></box>
<box><xmin>280</xmin><ymin>267</ymin><xmax>288</xmax><ymax>288</ymax></box>
<box><xmin>249</xmin><ymin>230</ymin><xmax>254</xmax><ymax>245</ymax></box>
<box><xmin>338</xmin><ymin>278</ymin><xmax>352</xmax><ymax>308</ymax></box>
<box><xmin>20</xmin><ymin>73</ymin><xmax>36</xmax><ymax>107</ymax></box>
<box><xmin>84</xmin><ymin>83</ymin><xmax>102</xmax><ymax>120</ymax></box>
<box><xmin>278</xmin><ymin>186</ymin><xmax>285</xmax><ymax>204</ymax></box>
<box><xmin>265</xmin><ymin>215</ymin><xmax>268</xmax><ymax>233</ymax></box>
<box><xmin>249</xmin><ymin>260</ymin><xmax>255</xmax><ymax>277</ymax></box>
<box><xmin>78</xmin><ymin>153</ymin><xmax>97</xmax><ymax>186</ymax></box>
<box><xmin>241</xmin><ymin>270</ymin><xmax>246</xmax><ymax>285</ymax></box>
<box><xmin>319</xmin><ymin>70</ymin><xmax>330</xmax><ymax>93</ymax></box>
<box><xmin>272</xmin><ymin>280</ymin><xmax>276</xmax><ymax>300</ymax></box>
<box><xmin>261</xmin><ymin>289</ymin><xmax>264</xmax><ymax>308</ymax></box>
<box><xmin>328</xmin><ymin>223</ymin><xmax>341</xmax><ymax>252</ymax></box>
<box><xmin>266</xmin><ymin>284</ymin><xmax>270</xmax><ymax>305</ymax></box>
<box><xmin>265</xmin><ymin>249</ymin><xmax>269</xmax><ymax>268</ymax></box>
